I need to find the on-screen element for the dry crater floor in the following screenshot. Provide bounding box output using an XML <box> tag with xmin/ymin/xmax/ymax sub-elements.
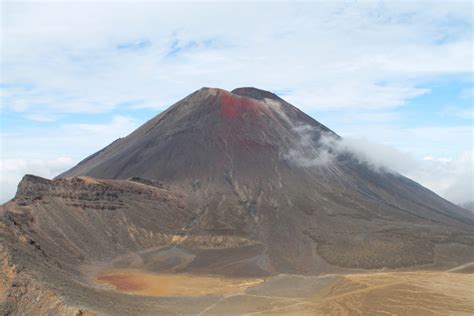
<box><xmin>87</xmin><ymin>264</ymin><xmax>474</xmax><ymax>315</ymax></box>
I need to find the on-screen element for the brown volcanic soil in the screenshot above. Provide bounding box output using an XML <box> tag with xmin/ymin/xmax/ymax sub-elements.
<box><xmin>90</xmin><ymin>269</ymin><xmax>474</xmax><ymax>315</ymax></box>
<box><xmin>1</xmin><ymin>174</ymin><xmax>473</xmax><ymax>315</ymax></box>
<box><xmin>1</xmin><ymin>87</ymin><xmax>474</xmax><ymax>314</ymax></box>
<box><xmin>316</xmin><ymin>271</ymin><xmax>474</xmax><ymax>315</ymax></box>
<box><xmin>92</xmin><ymin>269</ymin><xmax>474</xmax><ymax>315</ymax></box>
<box><xmin>95</xmin><ymin>269</ymin><xmax>263</xmax><ymax>296</ymax></box>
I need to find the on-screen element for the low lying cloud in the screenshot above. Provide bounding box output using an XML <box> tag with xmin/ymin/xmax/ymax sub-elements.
<box><xmin>0</xmin><ymin>115</ymin><xmax>139</xmax><ymax>204</ymax></box>
<box><xmin>411</xmin><ymin>151</ymin><xmax>473</xmax><ymax>205</ymax></box>
<box><xmin>0</xmin><ymin>157</ymin><xmax>76</xmax><ymax>203</ymax></box>
<box><xmin>335</xmin><ymin>137</ymin><xmax>419</xmax><ymax>174</ymax></box>
<box><xmin>287</xmin><ymin>125</ymin><xmax>473</xmax><ymax>204</ymax></box>
<box><xmin>284</xmin><ymin>126</ymin><xmax>337</xmax><ymax>167</ymax></box>
<box><xmin>341</xmin><ymin>140</ymin><xmax>473</xmax><ymax>205</ymax></box>
<box><xmin>285</xmin><ymin>125</ymin><xmax>409</xmax><ymax>173</ymax></box>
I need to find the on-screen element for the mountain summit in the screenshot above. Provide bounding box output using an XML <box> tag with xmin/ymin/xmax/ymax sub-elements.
<box><xmin>1</xmin><ymin>87</ymin><xmax>474</xmax><ymax>314</ymax></box>
<box><xmin>58</xmin><ymin>87</ymin><xmax>336</xmax><ymax>182</ymax></box>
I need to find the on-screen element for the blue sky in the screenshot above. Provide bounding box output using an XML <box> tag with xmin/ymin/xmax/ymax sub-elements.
<box><xmin>1</xmin><ymin>1</ymin><xmax>473</xmax><ymax>204</ymax></box>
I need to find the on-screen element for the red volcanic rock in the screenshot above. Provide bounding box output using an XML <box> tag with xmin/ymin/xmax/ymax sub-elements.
<box><xmin>219</xmin><ymin>91</ymin><xmax>269</xmax><ymax>120</ymax></box>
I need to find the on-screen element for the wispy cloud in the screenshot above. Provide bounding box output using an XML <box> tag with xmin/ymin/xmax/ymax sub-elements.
<box><xmin>0</xmin><ymin>157</ymin><xmax>76</xmax><ymax>203</ymax></box>
<box><xmin>23</xmin><ymin>113</ymin><xmax>62</xmax><ymax>122</ymax></box>
<box><xmin>1</xmin><ymin>115</ymin><xmax>140</xmax><ymax>202</ymax></box>
<box><xmin>1</xmin><ymin>1</ymin><xmax>472</xmax><ymax>115</ymax></box>
<box><xmin>286</xmin><ymin>125</ymin><xmax>473</xmax><ymax>204</ymax></box>
<box><xmin>165</xmin><ymin>38</ymin><xmax>223</xmax><ymax>59</ymax></box>
<box><xmin>116</xmin><ymin>39</ymin><xmax>152</xmax><ymax>51</ymax></box>
<box><xmin>1</xmin><ymin>115</ymin><xmax>139</xmax><ymax>161</ymax></box>
<box><xmin>440</xmin><ymin>105</ymin><xmax>474</xmax><ymax>120</ymax></box>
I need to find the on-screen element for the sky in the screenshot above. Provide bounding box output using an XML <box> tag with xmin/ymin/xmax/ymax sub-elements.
<box><xmin>0</xmin><ymin>1</ymin><xmax>473</xmax><ymax>205</ymax></box>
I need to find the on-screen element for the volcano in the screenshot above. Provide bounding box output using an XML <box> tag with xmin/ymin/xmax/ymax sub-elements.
<box><xmin>2</xmin><ymin>87</ymin><xmax>474</xmax><ymax>315</ymax></box>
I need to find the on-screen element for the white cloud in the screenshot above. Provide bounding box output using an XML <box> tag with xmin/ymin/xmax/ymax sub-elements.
<box><xmin>1</xmin><ymin>1</ymin><xmax>472</xmax><ymax>115</ymax></box>
<box><xmin>0</xmin><ymin>157</ymin><xmax>76</xmax><ymax>203</ymax></box>
<box><xmin>327</xmin><ymin>123</ymin><xmax>474</xmax><ymax>159</ymax></box>
<box><xmin>1</xmin><ymin>115</ymin><xmax>139</xmax><ymax>161</ymax></box>
<box><xmin>343</xmin><ymin>137</ymin><xmax>474</xmax><ymax>204</ymax></box>
<box><xmin>23</xmin><ymin>113</ymin><xmax>62</xmax><ymax>122</ymax></box>
<box><xmin>69</xmin><ymin>115</ymin><xmax>136</xmax><ymax>133</ymax></box>
<box><xmin>284</xmin><ymin>84</ymin><xmax>429</xmax><ymax>110</ymax></box>
<box><xmin>409</xmin><ymin>150</ymin><xmax>474</xmax><ymax>204</ymax></box>
<box><xmin>286</xmin><ymin>126</ymin><xmax>473</xmax><ymax>204</ymax></box>
<box><xmin>284</xmin><ymin>126</ymin><xmax>337</xmax><ymax>167</ymax></box>
<box><xmin>338</xmin><ymin>138</ymin><xmax>473</xmax><ymax>205</ymax></box>
<box><xmin>440</xmin><ymin>106</ymin><xmax>474</xmax><ymax>120</ymax></box>
<box><xmin>286</xmin><ymin>126</ymin><xmax>416</xmax><ymax>173</ymax></box>
<box><xmin>0</xmin><ymin>115</ymin><xmax>140</xmax><ymax>203</ymax></box>
<box><xmin>337</xmin><ymin>137</ymin><xmax>418</xmax><ymax>174</ymax></box>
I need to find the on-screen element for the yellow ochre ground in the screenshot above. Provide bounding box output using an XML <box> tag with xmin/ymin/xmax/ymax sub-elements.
<box><xmin>95</xmin><ymin>269</ymin><xmax>474</xmax><ymax>315</ymax></box>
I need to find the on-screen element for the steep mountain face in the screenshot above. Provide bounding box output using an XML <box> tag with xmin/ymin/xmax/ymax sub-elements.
<box><xmin>1</xmin><ymin>87</ymin><xmax>474</xmax><ymax>314</ymax></box>
<box><xmin>56</xmin><ymin>86</ymin><xmax>474</xmax><ymax>271</ymax></box>
<box><xmin>58</xmin><ymin>87</ymin><xmax>335</xmax><ymax>183</ymax></box>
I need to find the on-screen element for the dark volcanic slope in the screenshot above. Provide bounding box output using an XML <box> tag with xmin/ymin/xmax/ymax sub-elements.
<box><xmin>56</xmin><ymin>86</ymin><xmax>474</xmax><ymax>271</ymax></box>
<box><xmin>1</xmin><ymin>87</ymin><xmax>474</xmax><ymax>314</ymax></box>
<box><xmin>58</xmin><ymin>87</ymin><xmax>336</xmax><ymax>182</ymax></box>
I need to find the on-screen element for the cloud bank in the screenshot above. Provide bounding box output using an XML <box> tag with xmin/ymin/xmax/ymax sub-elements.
<box><xmin>0</xmin><ymin>115</ymin><xmax>139</xmax><ymax>202</ymax></box>
<box><xmin>287</xmin><ymin>125</ymin><xmax>473</xmax><ymax>204</ymax></box>
<box><xmin>2</xmin><ymin>1</ymin><xmax>472</xmax><ymax>116</ymax></box>
<box><xmin>0</xmin><ymin>157</ymin><xmax>75</xmax><ymax>203</ymax></box>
